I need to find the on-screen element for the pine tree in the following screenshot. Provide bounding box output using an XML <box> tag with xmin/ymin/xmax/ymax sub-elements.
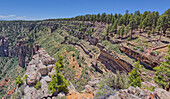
<box><xmin>117</xmin><ymin>28</ymin><xmax>121</xmax><ymax>38</ymax></box>
<box><xmin>124</xmin><ymin>13</ymin><xmax>130</xmax><ymax>26</ymax></box>
<box><xmin>125</xmin><ymin>25</ymin><xmax>130</xmax><ymax>37</ymax></box>
<box><xmin>135</xmin><ymin>15</ymin><xmax>141</xmax><ymax>30</ymax></box>
<box><xmin>111</xmin><ymin>19</ymin><xmax>118</xmax><ymax>33</ymax></box>
<box><xmin>48</xmin><ymin>55</ymin><xmax>70</xmax><ymax>93</ymax></box>
<box><xmin>111</xmin><ymin>16</ymin><xmax>115</xmax><ymax>24</ymax></box>
<box><xmin>139</xmin><ymin>24</ymin><xmax>143</xmax><ymax>33</ymax></box>
<box><xmin>105</xmin><ymin>24</ymin><xmax>110</xmax><ymax>37</ymax></box>
<box><xmin>119</xmin><ymin>16</ymin><xmax>124</xmax><ymax>26</ymax></box>
<box><xmin>128</xmin><ymin>61</ymin><xmax>142</xmax><ymax>88</ymax></box>
<box><xmin>106</xmin><ymin>14</ymin><xmax>111</xmax><ymax>24</ymax></box>
<box><xmin>154</xmin><ymin>45</ymin><xmax>170</xmax><ymax>91</ymax></box>
<box><xmin>100</xmin><ymin>12</ymin><xmax>107</xmax><ymax>22</ymax></box>
<box><xmin>157</xmin><ymin>15</ymin><xmax>169</xmax><ymax>36</ymax></box>
<box><xmin>120</xmin><ymin>25</ymin><xmax>125</xmax><ymax>38</ymax></box>
<box><xmin>142</xmin><ymin>18</ymin><xmax>147</xmax><ymax>32</ymax></box>
<box><xmin>129</xmin><ymin>16</ymin><xmax>136</xmax><ymax>39</ymax></box>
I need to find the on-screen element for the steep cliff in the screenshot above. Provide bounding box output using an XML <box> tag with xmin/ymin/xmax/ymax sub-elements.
<box><xmin>0</xmin><ymin>36</ymin><xmax>9</xmax><ymax>57</ymax></box>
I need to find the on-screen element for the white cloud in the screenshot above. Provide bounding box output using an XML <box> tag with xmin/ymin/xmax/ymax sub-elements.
<box><xmin>0</xmin><ymin>15</ymin><xmax>16</xmax><ymax>19</ymax></box>
<box><xmin>0</xmin><ymin>15</ymin><xmax>37</xmax><ymax>20</ymax></box>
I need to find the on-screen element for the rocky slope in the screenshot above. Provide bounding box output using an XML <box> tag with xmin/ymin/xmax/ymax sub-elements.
<box><xmin>12</xmin><ymin>49</ymin><xmax>76</xmax><ymax>99</ymax></box>
<box><xmin>0</xmin><ymin>19</ymin><xmax>169</xmax><ymax>99</ymax></box>
<box><xmin>107</xmin><ymin>86</ymin><xmax>170</xmax><ymax>99</ymax></box>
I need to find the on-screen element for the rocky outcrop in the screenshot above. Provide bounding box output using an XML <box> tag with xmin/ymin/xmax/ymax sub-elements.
<box><xmin>154</xmin><ymin>88</ymin><xmax>170</xmax><ymax>99</ymax></box>
<box><xmin>108</xmin><ymin>86</ymin><xmax>170</xmax><ymax>99</ymax></box>
<box><xmin>16</xmin><ymin>49</ymin><xmax>78</xmax><ymax>99</ymax></box>
<box><xmin>83</xmin><ymin>78</ymin><xmax>100</xmax><ymax>93</ymax></box>
<box><xmin>18</xmin><ymin>49</ymin><xmax>56</xmax><ymax>99</ymax></box>
<box><xmin>26</xmin><ymin>49</ymin><xmax>56</xmax><ymax>85</ymax></box>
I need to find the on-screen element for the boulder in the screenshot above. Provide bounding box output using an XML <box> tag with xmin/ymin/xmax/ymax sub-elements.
<box><xmin>27</xmin><ymin>64</ymin><xmax>36</xmax><ymax>72</ymax></box>
<box><xmin>58</xmin><ymin>92</ymin><xmax>65</xmax><ymax>98</ymax></box>
<box><xmin>41</xmin><ymin>57</ymin><xmax>56</xmax><ymax>66</ymax></box>
<box><xmin>85</xmin><ymin>85</ymin><xmax>94</xmax><ymax>93</ymax></box>
<box><xmin>107</xmin><ymin>86</ymin><xmax>152</xmax><ymax>99</ymax></box>
<box><xmin>48</xmin><ymin>68</ymin><xmax>56</xmax><ymax>76</ymax></box>
<box><xmin>154</xmin><ymin>88</ymin><xmax>170</xmax><ymax>99</ymax></box>
<box><xmin>38</xmin><ymin>66</ymin><xmax>48</xmax><ymax>76</ymax></box>
<box><xmin>43</xmin><ymin>75</ymin><xmax>51</xmax><ymax>83</ymax></box>
<box><xmin>88</xmin><ymin>80</ymin><xmax>99</xmax><ymax>87</ymax></box>
<box><xmin>108</xmin><ymin>94</ymin><xmax>121</xmax><ymax>99</ymax></box>
<box><xmin>24</xmin><ymin>86</ymin><xmax>37</xmax><ymax>99</ymax></box>
<box><xmin>40</xmin><ymin>79</ymin><xmax>52</xmax><ymax>98</ymax></box>
<box><xmin>27</xmin><ymin>71</ymin><xmax>41</xmax><ymax>85</ymax></box>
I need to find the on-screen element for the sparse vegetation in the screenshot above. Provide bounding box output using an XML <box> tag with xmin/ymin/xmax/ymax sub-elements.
<box><xmin>35</xmin><ymin>81</ymin><xmax>41</xmax><ymax>90</ymax></box>
<box><xmin>154</xmin><ymin>45</ymin><xmax>170</xmax><ymax>90</ymax></box>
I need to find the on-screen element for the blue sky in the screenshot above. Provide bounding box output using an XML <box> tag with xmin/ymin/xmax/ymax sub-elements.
<box><xmin>0</xmin><ymin>0</ymin><xmax>169</xmax><ymax>20</ymax></box>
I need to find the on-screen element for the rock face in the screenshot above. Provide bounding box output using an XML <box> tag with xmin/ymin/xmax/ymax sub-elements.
<box><xmin>0</xmin><ymin>36</ymin><xmax>9</xmax><ymax>57</ymax></box>
<box><xmin>119</xmin><ymin>44</ymin><xmax>160</xmax><ymax>68</ymax></box>
<box><xmin>154</xmin><ymin>88</ymin><xmax>170</xmax><ymax>99</ymax></box>
<box><xmin>97</xmin><ymin>44</ymin><xmax>133</xmax><ymax>73</ymax></box>
<box><xmin>21</xmin><ymin>49</ymin><xmax>56</xmax><ymax>99</ymax></box>
<box><xmin>17</xmin><ymin>41</ymin><xmax>27</xmax><ymax>68</ymax></box>
<box><xmin>26</xmin><ymin>49</ymin><xmax>56</xmax><ymax>85</ymax></box>
<box><xmin>108</xmin><ymin>86</ymin><xmax>170</xmax><ymax>99</ymax></box>
<box><xmin>0</xmin><ymin>35</ymin><xmax>40</xmax><ymax>67</ymax></box>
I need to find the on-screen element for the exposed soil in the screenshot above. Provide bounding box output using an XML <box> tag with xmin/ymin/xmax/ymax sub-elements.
<box><xmin>67</xmin><ymin>91</ymin><xmax>94</xmax><ymax>99</ymax></box>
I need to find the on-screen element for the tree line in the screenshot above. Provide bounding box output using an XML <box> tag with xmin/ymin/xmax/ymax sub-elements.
<box><xmin>46</xmin><ymin>9</ymin><xmax>169</xmax><ymax>39</ymax></box>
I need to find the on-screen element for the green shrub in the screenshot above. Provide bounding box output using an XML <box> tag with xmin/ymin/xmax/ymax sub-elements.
<box><xmin>108</xmin><ymin>44</ymin><xmax>123</xmax><ymax>55</ymax></box>
<box><xmin>101</xmin><ymin>40</ymin><xmax>110</xmax><ymax>46</ymax></box>
<box><xmin>145</xmin><ymin>27</ymin><xmax>149</xmax><ymax>30</ymax></box>
<box><xmin>127</xmin><ymin>37</ymin><xmax>131</xmax><ymax>41</ymax></box>
<box><xmin>23</xmin><ymin>75</ymin><xmax>27</xmax><ymax>80</ymax></box>
<box><xmin>35</xmin><ymin>81</ymin><xmax>41</xmax><ymax>90</ymax></box>
<box><xmin>106</xmin><ymin>71</ymin><xmax>129</xmax><ymax>89</ymax></box>
<box><xmin>66</xmin><ymin>61</ymin><xmax>69</xmax><ymax>65</ymax></box>
<box><xmin>155</xmin><ymin>51</ymin><xmax>161</xmax><ymax>55</ymax></box>
<box><xmin>76</xmin><ymin>55</ymin><xmax>80</xmax><ymax>59</ymax></box>
<box><xmin>133</xmin><ymin>47</ymin><xmax>138</xmax><ymax>50</ymax></box>
<box><xmin>142</xmin><ymin>84</ymin><xmax>155</xmax><ymax>92</ymax></box>
<box><xmin>147</xmin><ymin>30</ymin><xmax>151</xmax><ymax>36</ymax></box>
<box><xmin>15</xmin><ymin>76</ymin><xmax>23</xmax><ymax>86</ymax></box>
<box><xmin>75</xmin><ymin>50</ymin><xmax>78</xmax><ymax>53</ymax></box>
<box><xmin>140</xmin><ymin>47</ymin><xmax>144</xmax><ymax>52</ymax></box>
<box><xmin>72</xmin><ymin>53</ymin><xmax>75</xmax><ymax>57</ymax></box>
<box><xmin>79</xmin><ymin>63</ymin><xmax>81</xmax><ymax>67</ymax></box>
